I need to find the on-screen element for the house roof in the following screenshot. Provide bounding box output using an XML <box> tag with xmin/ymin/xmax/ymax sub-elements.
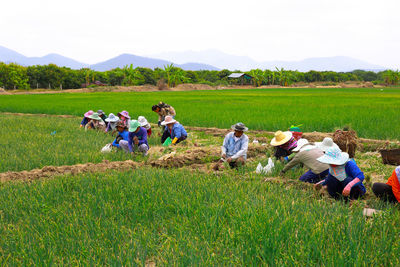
<box><xmin>228</xmin><ymin>73</ymin><xmax>245</xmax><ymax>78</ymax></box>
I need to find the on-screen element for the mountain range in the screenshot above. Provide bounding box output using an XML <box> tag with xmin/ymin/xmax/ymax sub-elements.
<box><xmin>0</xmin><ymin>45</ymin><xmax>386</xmax><ymax>72</ymax></box>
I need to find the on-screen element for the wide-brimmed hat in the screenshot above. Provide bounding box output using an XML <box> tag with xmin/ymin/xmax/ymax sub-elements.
<box><xmin>161</xmin><ymin>116</ymin><xmax>177</xmax><ymax>126</ymax></box>
<box><xmin>315</xmin><ymin>137</ymin><xmax>339</xmax><ymax>152</ymax></box>
<box><xmin>84</xmin><ymin>110</ymin><xmax>94</xmax><ymax>118</ymax></box>
<box><xmin>270</xmin><ymin>131</ymin><xmax>293</xmax><ymax>146</ymax></box>
<box><xmin>292</xmin><ymin>138</ymin><xmax>309</xmax><ymax>152</ymax></box>
<box><xmin>105</xmin><ymin>113</ymin><xmax>119</xmax><ymax>122</ymax></box>
<box><xmin>317</xmin><ymin>147</ymin><xmax>349</xmax><ymax>165</ymax></box>
<box><xmin>231</xmin><ymin>122</ymin><xmax>248</xmax><ymax>132</ymax></box>
<box><xmin>117</xmin><ymin>111</ymin><xmax>131</xmax><ymax>119</ymax></box>
<box><xmin>129</xmin><ymin>120</ymin><xmax>141</xmax><ymax>132</ymax></box>
<box><xmin>116</xmin><ymin>121</ymin><xmax>127</xmax><ymax>129</ymax></box>
<box><xmin>97</xmin><ymin>110</ymin><xmax>105</xmax><ymax>116</ymax></box>
<box><xmin>88</xmin><ymin>112</ymin><xmax>102</xmax><ymax>121</ymax></box>
<box><xmin>138</xmin><ymin>116</ymin><xmax>149</xmax><ymax>126</ymax></box>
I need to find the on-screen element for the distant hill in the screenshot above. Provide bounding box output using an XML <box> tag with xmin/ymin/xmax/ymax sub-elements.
<box><xmin>0</xmin><ymin>45</ymin><xmax>87</xmax><ymax>69</ymax></box>
<box><xmin>153</xmin><ymin>49</ymin><xmax>385</xmax><ymax>72</ymax></box>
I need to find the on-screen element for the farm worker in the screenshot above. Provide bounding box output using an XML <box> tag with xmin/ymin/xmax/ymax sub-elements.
<box><xmin>160</xmin><ymin>116</ymin><xmax>187</xmax><ymax>145</ymax></box>
<box><xmin>281</xmin><ymin>139</ymin><xmax>329</xmax><ymax>183</ymax></box>
<box><xmin>117</xmin><ymin>110</ymin><xmax>131</xmax><ymax>128</ymax></box>
<box><xmin>126</xmin><ymin>120</ymin><xmax>149</xmax><ymax>156</ymax></box>
<box><xmin>111</xmin><ymin>121</ymin><xmax>130</xmax><ymax>152</ymax></box>
<box><xmin>138</xmin><ymin>116</ymin><xmax>152</xmax><ymax>137</ymax></box>
<box><xmin>315</xmin><ymin>137</ymin><xmax>340</xmax><ymax>152</ymax></box>
<box><xmin>289</xmin><ymin>125</ymin><xmax>303</xmax><ymax>141</ymax></box>
<box><xmin>220</xmin><ymin>122</ymin><xmax>249</xmax><ymax>169</ymax></box>
<box><xmin>80</xmin><ymin>110</ymin><xmax>93</xmax><ymax>128</ymax></box>
<box><xmin>97</xmin><ymin>110</ymin><xmax>107</xmax><ymax>124</ymax></box>
<box><xmin>85</xmin><ymin>112</ymin><xmax>106</xmax><ymax>131</ymax></box>
<box><xmin>105</xmin><ymin>113</ymin><xmax>120</xmax><ymax>134</ymax></box>
<box><xmin>316</xmin><ymin>147</ymin><xmax>366</xmax><ymax>199</ymax></box>
<box><xmin>372</xmin><ymin>166</ymin><xmax>400</xmax><ymax>203</ymax></box>
<box><xmin>152</xmin><ymin>102</ymin><xmax>176</xmax><ymax>127</ymax></box>
<box><xmin>270</xmin><ymin>130</ymin><xmax>298</xmax><ymax>162</ymax></box>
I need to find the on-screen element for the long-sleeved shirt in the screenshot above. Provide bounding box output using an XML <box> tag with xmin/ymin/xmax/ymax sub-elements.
<box><xmin>168</xmin><ymin>123</ymin><xmax>187</xmax><ymax>139</ymax></box>
<box><xmin>112</xmin><ymin>130</ymin><xmax>130</xmax><ymax>148</ymax></box>
<box><xmin>128</xmin><ymin>127</ymin><xmax>148</xmax><ymax>152</ymax></box>
<box><xmin>221</xmin><ymin>132</ymin><xmax>249</xmax><ymax>160</ymax></box>
<box><xmin>80</xmin><ymin>117</ymin><xmax>89</xmax><ymax>126</ymax></box>
<box><xmin>282</xmin><ymin>148</ymin><xmax>328</xmax><ymax>174</ymax></box>
<box><xmin>106</xmin><ymin>121</ymin><xmax>118</xmax><ymax>132</ymax></box>
<box><xmin>386</xmin><ymin>167</ymin><xmax>400</xmax><ymax>202</ymax></box>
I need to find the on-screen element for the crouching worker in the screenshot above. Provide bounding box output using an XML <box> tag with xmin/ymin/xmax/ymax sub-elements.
<box><xmin>160</xmin><ymin>116</ymin><xmax>187</xmax><ymax>145</ymax></box>
<box><xmin>281</xmin><ymin>139</ymin><xmax>329</xmax><ymax>183</ymax></box>
<box><xmin>219</xmin><ymin>122</ymin><xmax>249</xmax><ymax>169</ymax></box>
<box><xmin>112</xmin><ymin>121</ymin><xmax>130</xmax><ymax>152</ymax></box>
<box><xmin>316</xmin><ymin>147</ymin><xmax>366</xmax><ymax>200</ymax></box>
<box><xmin>80</xmin><ymin>110</ymin><xmax>93</xmax><ymax>128</ymax></box>
<box><xmin>85</xmin><ymin>112</ymin><xmax>106</xmax><ymax>131</ymax></box>
<box><xmin>270</xmin><ymin>130</ymin><xmax>298</xmax><ymax>162</ymax></box>
<box><xmin>125</xmin><ymin>120</ymin><xmax>149</xmax><ymax>156</ymax></box>
<box><xmin>372</xmin><ymin>166</ymin><xmax>400</xmax><ymax>203</ymax></box>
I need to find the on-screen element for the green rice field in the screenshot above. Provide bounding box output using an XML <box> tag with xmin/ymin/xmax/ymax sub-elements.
<box><xmin>0</xmin><ymin>87</ymin><xmax>400</xmax><ymax>140</ymax></box>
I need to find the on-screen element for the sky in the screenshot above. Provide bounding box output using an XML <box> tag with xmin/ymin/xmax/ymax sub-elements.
<box><xmin>1</xmin><ymin>0</ymin><xmax>399</xmax><ymax>68</ymax></box>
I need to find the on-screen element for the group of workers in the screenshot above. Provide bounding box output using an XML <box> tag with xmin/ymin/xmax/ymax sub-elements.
<box><xmin>80</xmin><ymin>104</ymin><xmax>400</xmax><ymax>204</ymax></box>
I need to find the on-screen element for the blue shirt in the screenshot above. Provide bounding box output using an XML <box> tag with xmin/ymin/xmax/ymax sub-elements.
<box><xmin>112</xmin><ymin>130</ymin><xmax>129</xmax><ymax>148</ymax></box>
<box><xmin>81</xmin><ymin>117</ymin><xmax>89</xmax><ymax>126</ymax></box>
<box><xmin>128</xmin><ymin>127</ymin><xmax>148</xmax><ymax>151</ymax></box>
<box><xmin>168</xmin><ymin>123</ymin><xmax>187</xmax><ymax>139</ymax></box>
<box><xmin>222</xmin><ymin>132</ymin><xmax>249</xmax><ymax>159</ymax></box>
<box><xmin>322</xmin><ymin>160</ymin><xmax>366</xmax><ymax>193</ymax></box>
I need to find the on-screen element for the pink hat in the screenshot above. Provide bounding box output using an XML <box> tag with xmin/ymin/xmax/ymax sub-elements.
<box><xmin>161</xmin><ymin>115</ymin><xmax>177</xmax><ymax>126</ymax></box>
<box><xmin>84</xmin><ymin>110</ymin><xmax>94</xmax><ymax>118</ymax></box>
<box><xmin>117</xmin><ymin>111</ymin><xmax>131</xmax><ymax>119</ymax></box>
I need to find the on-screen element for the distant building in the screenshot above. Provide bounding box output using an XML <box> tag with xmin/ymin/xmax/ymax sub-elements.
<box><xmin>228</xmin><ymin>73</ymin><xmax>253</xmax><ymax>85</ymax></box>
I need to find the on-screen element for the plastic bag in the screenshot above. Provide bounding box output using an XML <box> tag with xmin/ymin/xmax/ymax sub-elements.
<box><xmin>162</xmin><ymin>137</ymin><xmax>172</xmax><ymax>147</ymax></box>
<box><xmin>256</xmin><ymin>163</ymin><xmax>263</xmax><ymax>174</ymax></box>
<box><xmin>263</xmin><ymin>157</ymin><xmax>274</xmax><ymax>174</ymax></box>
<box><xmin>101</xmin><ymin>143</ymin><xmax>112</xmax><ymax>153</ymax></box>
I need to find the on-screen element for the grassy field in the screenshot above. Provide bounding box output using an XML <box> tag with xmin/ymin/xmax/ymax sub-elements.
<box><xmin>0</xmin><ymin>114</ymin><xmax>160</xmax><ymax>172</ymax></box>
<box><xmin>0</xmin><ymin>88</ymin><xmax>400</xmax><ymax>139</ymax></box>
<box><xmin>0</xmin><ymin>168</ymin><xmax>399</xmax><ymax>265</ymax></box>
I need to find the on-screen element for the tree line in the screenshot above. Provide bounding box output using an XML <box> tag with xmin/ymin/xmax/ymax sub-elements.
<box><xmin>0</xmin><ymin>62</ymin><xmax>399</xmax><ymax>90</ymax></box>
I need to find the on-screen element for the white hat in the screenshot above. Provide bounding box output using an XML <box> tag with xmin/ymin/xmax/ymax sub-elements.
<box><xmin>292</xmin><ymin>138</ymin><xmax>309</xmax><ymax>152</ymax></box>
<box><xmin>105</xmin><ymin>113</ymin><xmax>120</xmax><ymax>122</ymax></box>
<box><xmin>315</xmin><ymin>137</ymin><xmax>339</xmax><ymax>152</ymax></box>
<box><xmin>317</xmin><ymin>147</ymin><xmax>349</xmax><ymax>165</ymax></box>
<box><xmin>161</xmin><ymin>115</ymin><xmax>177</xmax><ymax>126</ymax></box>
<box><xmin>138</xmin><ymin>116</ymin><xmax>150</xmax><ymax>129</ymax></box>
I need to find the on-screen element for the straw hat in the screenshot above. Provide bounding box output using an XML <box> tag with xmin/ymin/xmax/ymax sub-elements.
<box><xmin>292</xmin><ymin>138</ymin><xmax>309</xmax><ymax>152</ymax></box>
<box><xmin>270</xmin><ymin>131</ymin><xmax>293</xmax><ymax>146</ymax></box>
<box><xmin>317</xmin><ymin>147</ymin><xmax>349</xmax><ymax>165</ymax></box>
<box><xmin>105</xmin><ymin>113</ymin><xmax>119</xmax><ymax>122</ymax></box>
<box><xmin>117</xmin><ymin>111</ymin><xmax>131</xmax><ymax>119</ymax></box>
<box><xmin>315</xmin><ymin>137</ymin><xmax>339</xmax><ymax>152</ymax></box>
<box><xmin>231</xmin><ymin>122</ymin><xmax>248</xmax><ymax>132</ymax></box>
<box><xmin>161</xmin><ymin>116</ymin><xmax>177</xmax><ymax>126</ymax></box>
<box><xmin>88</xmin><ymin>112</ymin><xmax>102</xmax><ymax>121</ymax></box>
<box><xmin>129</xmin><ymin>120</ymin><xmax>141</xmax><ymax>132</ymax></box>
<box><xmin>84</xmin><ymin>110</ymin><xmax>94</xmax><ymax>118</ymax></box>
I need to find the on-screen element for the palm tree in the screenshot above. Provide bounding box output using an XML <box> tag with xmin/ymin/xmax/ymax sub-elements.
<box><xmin>248</xmin><ymin>69</ymin><xmax>264</xmax><ymax>87</ymax></box>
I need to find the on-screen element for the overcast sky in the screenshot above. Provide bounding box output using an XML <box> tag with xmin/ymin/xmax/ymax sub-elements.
<box><xmin>1</xmin><ymin>0</ymin><xmax>399</xmax><ymax>68</ymax></box>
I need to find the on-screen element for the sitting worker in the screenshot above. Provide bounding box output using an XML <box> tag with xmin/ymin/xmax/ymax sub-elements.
<box><xmin>160</xmin><ymin>116</ymin><xmax>187</xmax><ymax>145</ymax></box>
<box><xmin>220</xmin><ymin>122</ymin><xmax>249</xmax><ymax>169</ymax></box>
<box><xmin>372</xmin><ymin>166</ymin><xmax>400</xmax><ymax>203</ymax></box>
<box><xmin>125</xmin><ymin>120</ymin><xmax>149</xmax><ymax>156</ymax></box>
<box><xmin>97</xmin><ymin>110</ymin><xmax>107</xmax><ymax>124</ymax></box>
<box><xmin>281</xmin><ymin>139</ymin><xmax>329</xmax><ymax>183</ymax></box>
<box><xmin>80</xmin><ymin>110</ymin><xmax>93</xmax><ymax>128</ymax></box>
<box><xmin>316</xmin><ymin>147</ymin><xmax>366</xmax><ymax>200</ymax></box>
<box><xmin>270</xmin><ymin>130</ymin><xmax>298</xmax><ymax>162</ymax></box>
<box><xmin>105</xmin><ymin>113</ymin><xmax>120</xmax><ymax>134</ymax></box>
<box><xmin>138</xmin><ymin>116</ymin><xmax>152</xmax><ymax>137</ymax></box>
<box><xmin>152</xmin><ymin>102</ymin><xmax>176</xmax><ymax>127</ymax></box>
<box><xmin>117</xmin><ymin>110</ymin><xmax>131</xmax><ymax>128</ymax></box>
<box><xmin>111</xmin><ymin>121</ymin><xmax>130</xmax><ymax>152</ymax></box>
<box><xmin>85</xmin><ymin>112</ymin><xmax>106</xmax><ymax>131</ymax></box>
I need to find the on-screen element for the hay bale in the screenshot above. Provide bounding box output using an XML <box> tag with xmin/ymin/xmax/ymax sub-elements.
<box><xmin>333</xmin><ymin>129</ymin><xmax>358</xmax><ymax>158</ymax></box>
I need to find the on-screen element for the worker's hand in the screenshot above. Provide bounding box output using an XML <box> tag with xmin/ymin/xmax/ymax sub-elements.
<box><xmin>134</xmin><ymin>139</ymin><xmax>139</xmax><ymax>145</ymax></box>
<box><xmin>226</xmin><ymin>157</ymin><xmax>233</xmax><ymax>163</ymax></box>
<box><xmin>221</xmin><ymin>154</ymin><xmax>226</xmax><ymax>159</ymax></box>
<box><xmin>80</xmin><ymin>125</ymin><xmax>83</xmax><ymax>128</ymax></box>
<box><xmin>172</xmin><ymin>137</ymin><xmax>178</xmax><ymax>145</ymax></box>
<box><xmin>342</xmin><ymin>185</ymin><xmax>352</xmax><ymax>197</ymax></box>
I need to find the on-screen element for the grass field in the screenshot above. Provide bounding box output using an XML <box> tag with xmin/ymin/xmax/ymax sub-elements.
<box><xmin>1</xmin><ymin>88</ymin><xmax>400</xmax><ymax>139</ymax></box>
<box><xmin>0</xmin><ymin>114</ymin><xmax>159</xmax><ymax>172</ymax></box>
<box><xmin>1</xmin><ymin>168</ymin><xmax>399</xmax><ymax>265</ymax></box>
